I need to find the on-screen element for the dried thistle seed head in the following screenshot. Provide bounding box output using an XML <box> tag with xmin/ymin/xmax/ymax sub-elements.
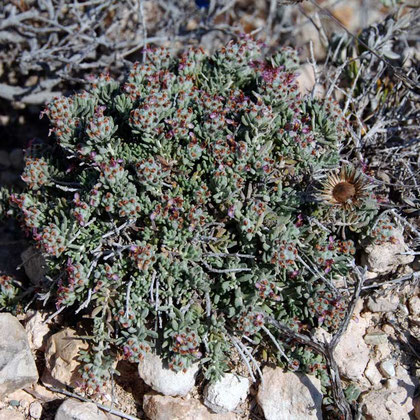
<box><xmin>332</xmin><ymin>182</ymin><xmax>356</xmax><ymax>203</ymax></box>
<box><xmin>320</xmin><ymin>167</ymin><xmax>369</xmax><ymax>210</ymax></box>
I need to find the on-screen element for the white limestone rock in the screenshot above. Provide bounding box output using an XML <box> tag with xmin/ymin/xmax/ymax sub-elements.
<box><xmin>408</xmin><ymin>295</ymin><xmax>420</xmax><ymax>317</ymax></box>
<box><xmin>361</xmin><ymin>376</ymin><xmax>416</xmax><ymax>420</ymax></box>
<box><xmin>55</xmin><ymin>399</ymin><xmax>108</xmax><ymax>420</ymax></box>
<box><xmin>138</xmin><ymin>352</ymin><xmax>199</xmax><ymax>397</ymax></box>
<box><xmin>44</xmin><ymin>328</ymin><xmax>88</xmax><ymax>388</ymax></box>
<box><xmin>362</xmin><ymin>363</ymin><xmax>418</xmax><ymax>419</ymax></box>
<box><xmin>3</xmin><ymin>388</ymin><xmax>35</xmax><ymax>409</ymax></box>
<box><xmin>363</xmin><ymin>230</ymin><xmax>414</xmax><ymax>274</ymax></box>
<box><xmin>0</xmin><ymin>313</ymin><xmax>39</xmax><ymax>398</ymax></box>
<box><xmin>379</xmin><ymin>359</ymin><xmax>396</xmax><ymax>378</ymax></box>
<box><xmin>143</xmin><ymin>394</ymin><xmax>239</xmax><ymax>420</ymax></box>
<box><xmin>296</xmin><ymin>64</ymin><xmax>325</xmax><ymax>98</ymax></box>
<box><xmin>257</xmin><ymin>367</ymin><xmax>323</xmax><ymax>420</ymax></box>
<box><xmin>0</xmin><ymin>409</ymin><xmax>25</xmax><ymax>420</ymax></box>
<box><xmin>333</xmin><ymin>316</ymin><xmax>370</xmax><ymax>382</ymax></box>
<box><xmin>29</xmin><ymin>401</ymin><xmax>43</xmax><ymax>419</ymax></box>
<box><xmin>25</xmin><ymin>311</ymin><xmax>52</xmax><ymax>351</ymax></box>
<box><xmin>367</xmin><ymin>294</ymin><xmax>399</xmax><ymax>313</ymax></box>
<box><xmin>364</xmin><ymin>332</ymin><xmax>388</xmax><ymax>346</ymax></box>
<box><xmin>203</xmin><ymin>373</ymin><xmax>249</xmax><ymax>413</ymax></box>
<box><xmin>364</xmin><ymin>360</ymin><xmax>382</xmax><ymax>386</ymax></box>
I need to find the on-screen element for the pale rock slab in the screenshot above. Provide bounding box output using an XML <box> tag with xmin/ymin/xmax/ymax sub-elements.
<box><xmin>381</xmin><ymin>323</ymin><xmax>396</xmax><ymax>336</ymax></box>
<box><xmin>138</xmin><ymin>352</ymin><xmax>199</xmax><ymax>397</ymax></box>
<box><xmin>45</xmin><ymin>328</ymin><xmax>88</xmax><ymax>388</ymax></box>
<box><xmin>295</xmin><ymin>21</ymin><xmax>326</xmax><ymax>61</ymax></box>
<box><xmin>379</xmin><ymin>359</ymin><xmax>395</xmax><ymax>378</ymax></box>
<box><xmin>362</xmin><ymin>364</ymin><xmax>418</xmax><ymax>419</ymax></box>
<box><xmin>203</xmin><ymin>373</ymin><xmax>249</xmax><ymax>413</ymax></box>
<box><xmin>257</xmin><ymin>367</ymin><xmax>322</xmax><ymax>420</ymax></box>
<box><xmin>29</xmin><ymin>401</ymin><xmax>43</xmax><ymax>419</ymax></box>
<box><xmin>365</xmin><ymin>270</ymin><xmax>379</xmax><ymax>280</ymax></box>
<box><xmin>376</xmin><ymin>344</ymin><xmax>392</xmax><ymax>363</ymax></box>
<box><xmin>55</xmin><ymin>399</ymin><xmax>108</xmax><ymax>420</ymax></box>
<box><xmin>364</xmin><ymin>332</ymin><xmax>388</xmax><ymax>346</ymax></box>
<box><xmin>296</xmin><ymin>64</ymin><xmax>325</xmax><ymax>98</ymax></box>
<box><xmin>4</xmin><ymin>388</ymin><xmax>35</xmax><ymax>409</ymax></box>
<box><xmin>363</xmin><ymin>231</ymin><xmax>414</xmax><ymax>274</ymax></box>
<box><xmin>143</xmin><ymin>394</ymin><xmax>239</xmax><ymax>420</ymax></box>
<box><xmin>20</xmin><ymin>246</ymin><xmax>46</xmax><ymax>286</ymax></box>
<box><xmin>0</xmin><ymin>409</ymin><xmax>25</xmax><ymax>420</ymax></box>
<box><xmin>0</xmin><ymin>313</ymin><xmax>38</xmax><ymax>398</ymax></box>
<box><xmin>408</xmin><ymin>295</ymin><xmax>420</xmax><ymax>317</ymax></box>
<box><xmin>399</xmin><ymin>301</ymin><xmax>410</xmax><ymax>317</ymax></box>
<box><xmin>362</xmin><ymin>388</ymin><xmax>408</xmax><ymax>420</ymax></box>
<box><xmin>367</xmin><ymin>294</ymin><xmax>399</xmax><ymax>313</ymax></box>
<box><xmin>395</xmin><ymin>364</ymin><xmax>419</xmax><ymax>388</ymax></box>
<box><xmin>364</xmin><ymin>360</ymin><xmax>382</xmax><ymax>386</ymax></box>
<box><xmin>25</xmin><ymin>310</ymin><xmax>52</xmax><ymax>351</ymax></box>
<box><xmin>361</xmin><ymin>378</ymin><xmax>416</xmax><ymax>420</ymax></box>
<box><xmin>333</xmin><ymin>316</ymin><xmax>370</xmax><ymax>381</ymax></box>
<box><xmin>384</xmin><ymin>378</ymin><xmax>398</xmax><ymax>390</ymax></box>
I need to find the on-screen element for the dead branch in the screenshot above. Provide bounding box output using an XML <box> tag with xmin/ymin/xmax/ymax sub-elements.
<box><xmin>268</xmin><ymin>266</ymin><xmax>365</xmax><ymax>420</ymax></box>
<box><xmin>40</xmin><ymin>385</ymin><xmax>140</xmax><ymax>420</ymax></box>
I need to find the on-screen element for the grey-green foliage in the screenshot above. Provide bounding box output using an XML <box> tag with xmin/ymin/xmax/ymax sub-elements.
<box><xmin>330</xmin><ymin>12</ymin><xmax>412</xmax><ymax>64</ymax></box>
<box><xmin>8</xmin><ymin>37</ymin><xmax>384</xmax><ymax>393</ymax></box>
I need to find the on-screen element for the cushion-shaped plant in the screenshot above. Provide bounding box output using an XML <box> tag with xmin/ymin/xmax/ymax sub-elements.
<box><xmin>5</xmin><ymin>37</ymin><xmax>388</xmax><ymax>393</ymax></box>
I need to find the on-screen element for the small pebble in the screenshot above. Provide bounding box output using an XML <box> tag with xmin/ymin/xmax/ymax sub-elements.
<box><xmin>381</xmin><ymin>324</ymin><xmax>394</xmax><ymax>335</ymax></box>
<box><xmin>364</xmin><ymin>332</ymin><xmax>388</xmax><ymax>346</ymax></box>
<box><xmin>408</xmin><ymin>295</ymin><xmax>420</xmax><ymax>317</ymax></box>
<box><xmin>29</xmin><ymin>401</ymin><xmax>42</xmax><ymax>419</ymax></box>
<box><xmin>379</xmin><ymin>359</ymin><xmax>396</xmax><ymax>378</ymax></box>
<box><xmin>19</xmin><ymin>400</ymin><xmax>29</xmax><ymax>410</ymax></box>
<box><xmin>384</xmin><ymin>378</ymin><xmax>398</xmax><ymax>390</ymax></box>
<box><xmin>398</xmin><ymin>303</ymin><xmax>409</xmax><ymax>316</ymax></box>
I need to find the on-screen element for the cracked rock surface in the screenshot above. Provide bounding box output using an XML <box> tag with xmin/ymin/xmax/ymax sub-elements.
<box><xmin>0</xmin><ymin>313</ymin><xmax>38</xmax><ymax>398</ymax></box>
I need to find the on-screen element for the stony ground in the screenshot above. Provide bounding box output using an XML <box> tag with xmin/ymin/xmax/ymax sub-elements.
<box><xmin>0</xmin><ymin>249</ymin><xmax>419</xmax><ymax>419</ymax></box>
<box><xmin>0</xmin><ymin>1</ymin><xmax>419</xmax><ymax>419</ymax></box>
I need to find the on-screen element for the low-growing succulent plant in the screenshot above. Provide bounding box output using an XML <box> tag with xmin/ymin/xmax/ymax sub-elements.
<box><xmin>3</xmin><ymin>36</ymin><xmax>392</xmax><ymax>392</ymax></box>
<box><xmin>0</xmin><ymin>275</ymin><xmax>18</xmax><ymax>310</ymax></box>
